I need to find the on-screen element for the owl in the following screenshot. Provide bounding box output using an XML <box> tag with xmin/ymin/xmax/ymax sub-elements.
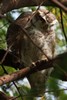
<box><xmin>6</xmin><ymin>9</ymin><xmax>57</xmax><ymax>95</ymax></box>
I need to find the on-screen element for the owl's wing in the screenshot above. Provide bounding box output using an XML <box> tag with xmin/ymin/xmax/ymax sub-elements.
<box><xmin>6</xmin><ymin>12</ymin><xmax>32</xmax><ymax>56</ymax></box>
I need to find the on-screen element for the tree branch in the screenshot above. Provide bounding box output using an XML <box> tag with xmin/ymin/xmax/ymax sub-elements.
<box><xmin>51</xmin><ymin>0</ymin><xmax>67</xmax><ymax>12</ymax></box>
<box><xmin>0</xmin><ymin>60</ymin><xmax>52</xmax><ymax>86</ymax></box>
<box><xmin>0</xmin><ymin>50</ymin><xmax>67</xmax><ymax>86</ymax></box>
<box><xmin>0</xmin><ymin>91</ymin><xmax>17</xmax><ymax>100</ymax></box>
<box><xmin>0</xmin><ymin>0</ymin><xmax>67</xmax><ymax>14</ymax></box>
<box><xmin>0</xmin><ymin>49</ymin><xmax>23</xmax><ymax>69</ymax></box>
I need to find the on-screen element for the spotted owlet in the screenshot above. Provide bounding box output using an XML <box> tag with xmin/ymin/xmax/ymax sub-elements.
<box><xmin>6</xmin><ymin>9</ymin><xmax>57</xmax><ymax>95</ymax></box>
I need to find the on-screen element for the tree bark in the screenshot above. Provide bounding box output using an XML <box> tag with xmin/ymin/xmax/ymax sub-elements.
<box><xmin>0</xmin><ymin>51</ymin><xmax>67</xmax><ymax>86</ymax></box>
<box><xmin>0</xmin><ymin>0</ymin><xmax>67</xmax><ymax>14</ymax></box>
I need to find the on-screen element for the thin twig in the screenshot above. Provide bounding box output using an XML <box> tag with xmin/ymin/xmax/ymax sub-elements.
<box><xmin>1</xmin><ymin>65</ymin><xmax>22</xmax><ymax>100</ymax></box>
<box><xmin>0</xmin><ymin>44</ymin><xmax>13</xmax><ymax>64</ymax></box>
<box><xmin>25</xmin><ymin>0</ymin><xmax>47</xmax><ymax>28</ymax></box>
<box><xmin>11</xmin><ymin>95</ymin><xmax>20</xmax><ymax>100</ymax></box>
<box><xmin>10</xmin><ymin>88</ymin><xmax>67</xmax><ymax>97</ymax></box>
<box><xmin>13</xmin><ymin>82</ymin><xmax>23</xmax><ymax>100</ymax></box>
<box><xmin>51</xmin><ymin>0</ymin><xmax>67</xmax><ymax>13</ymax></box>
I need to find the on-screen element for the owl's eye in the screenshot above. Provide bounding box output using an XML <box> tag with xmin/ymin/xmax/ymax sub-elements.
<box><xmin>34</xmin><ymin>13</ymin><xmax>46</xmax><ymax>23</ymax></box>
<box><xmin>46</xmin><ymin>17</ymin><xmax>50</xmax><ymax>23</ymax></box>
<box><xmin>39</xmin><ymin>16</ymin><xmax>46</xmax><ymax>23</ymax></box>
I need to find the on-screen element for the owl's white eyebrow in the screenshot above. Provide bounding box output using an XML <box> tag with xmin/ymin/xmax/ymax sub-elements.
<box><xmin>50</xmin><ymin>19</ymin><xmax>58</xmax><ymax>27</ymax></box>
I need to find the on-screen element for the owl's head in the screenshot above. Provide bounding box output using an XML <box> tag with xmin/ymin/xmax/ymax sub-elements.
<box><xmin>24</xmin><ymin>9</ymin><xmax>57</xmax><ymax>31</ymax></box>
<box><xmin>36</xmin><ymin>9</ymin><xmax>56</xmax><ymax>29</ymax></box>
<box><xmin>30</xmin><ymin>10</ymin><xmax>49</xmax><ymax>30</ymax></box>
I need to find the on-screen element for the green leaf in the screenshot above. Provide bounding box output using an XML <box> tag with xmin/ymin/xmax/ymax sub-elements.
<box><xmin>46</xmin><ymin>77</ymin><xmax>60</xmax><ymax>97</ymax></box>
<box><xmin>51</xmin><ymin>52</ymin><xmax>67</xmax><ymax>80</ymax></box>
